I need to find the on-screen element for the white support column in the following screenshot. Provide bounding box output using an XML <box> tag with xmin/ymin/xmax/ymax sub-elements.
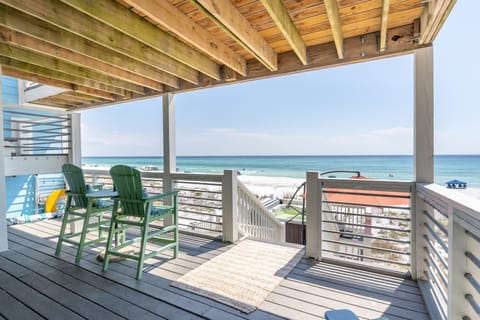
<box><xmin>414</xmin><ymin>46</ymin><xmax>434</xmax><ymax>183</ymax></box>
<box><xmin>222</xmin><ymin>170</ymin><xmax>238</xmax><ymax>243</ymax></box>
<box><xmin>306</xmin><ymin>171</ymin><xmax>321</xmax><ymax>259</ymax></box>
<box><xmin>162</xmin><ymin>94</ymin><xmax>176</xmax><ymax>226</ymax></box>
<box><xmin>69</xmin><ymin>112</ymin><xmax>82</xmax><ymax>166</ymax></box>
<box><xmin>67</xmin><ymin>112</ymin><xmax>82</xmax><ymax>233</ymax></box>
<box><xmin>0</xmin><ymin>67</ymin><xmax>8</xmax><ymax>252</ymax></box>
<box><xmin>413</xmin><ymin>46</ymin><xmax>434</xmax><ymax>280</ymax></box>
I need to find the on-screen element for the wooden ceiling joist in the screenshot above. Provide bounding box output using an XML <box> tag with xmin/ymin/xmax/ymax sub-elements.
<box><xmin>56</xmin><ymin>93</ymin><xmax>97</xmax><ymax>104</ymax></box>
<box><xmin>0</xmin><ymin>0</ymin><xmax>200</xmax><ymax>84</ymax></box>
<box><xmin>60</xmin><ymin>0</ymin><xmax>220</xmax><ymax>81</ymax></box>
<box><xmin>2</xmin><ymin>67</ymin><xmax>116</xmax><ymax>101</ymax></box>
<box><xmin>0</xmin><ymin>5</ymin><xmax>180</xmax><ymax>88</ymax></box>
<box><xmin>33</xmin><ymin>98</ymin><xmax>74</xmax><ymax>109</ymax></box>
<box><xmin>0</xmin><ymin>56</ymin><xmax>128</xmax><ymax>96</ymax></box>
<box><xmin>189</xmin><ymin>25</ymin><xmax>420</xmax><ymax>92</ymax></box>
<box><xmin>193</xmin><ymin>0</ymin><xmax>278</xmax><ymax>71</ymax></box>
<box><xmin>0</xmin><ymin>42</ymin><xmax>147</xmax><ymax>95</ymax></box>
<box><xmin>260</xmin><ymin>0</ymin><xmax>307</xmax><ymax>65</ymax></box>
<box><xmin>123</xmin><ymin>0</ymin><xmax>247</xmax><ymax>77</ymax></box>
<box><xmin>324</xmin><ymin>0</ymin><xmax>344</xmax><ymax>59</ymax></box>
<box><xmin>65</xmin><ymin>91</ymin><xmax>106</xmax><ymax>102</ymax></box>
<box><xmin>379</xmin><ymin>0</ymin><xmax>390</xmax><ymax>52</ymax></box>
<box><xmin>0</xmin><ymin>0</ymin><xmax>454</xmax><ymax>110</ymax></box>
<box><xmin>0</xmin><ymin>28</ymin><xmax>164</xmax><ymax>92</ymax></box>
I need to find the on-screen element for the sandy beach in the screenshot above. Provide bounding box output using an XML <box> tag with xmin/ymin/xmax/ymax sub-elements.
<box><xmin>238</xmin><ymin>175</ymin><xmax>480</xmax><ymax>202</ymax></box>
<box><xmin>238</xmin><ymin>175</ymin><xmax>304</xmax><ymax>200</ymax></box>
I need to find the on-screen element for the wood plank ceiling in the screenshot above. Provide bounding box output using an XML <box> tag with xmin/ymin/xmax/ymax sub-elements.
<box><xmin>0</xmin><ymin>0</ymin><xmax>456</xmax><ymax>110</ymax></box>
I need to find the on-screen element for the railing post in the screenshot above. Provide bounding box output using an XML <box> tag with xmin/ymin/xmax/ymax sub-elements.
<box><xmin>68</xmin><ymin>112</ymin><xmax>82</xmax><ymax>166</ymax></box>
<box><xmin>306</xmin><ymin>171</ymin><xmax>321</xmax><ymax>259</ymax></box>
<box><xmin>67</xmin><ymin>112</ymin><xmax>83</xmax><ymax>233</ymax></box>
<box><xmin>222</xmin><ymin>170</ymin><xmax>238</xmax><ymax>243</ymax></box>
<box><xmin>279</xmin><ymin>223</ymin><xmax>286</xmax><ymax>242</ymax></box>
<box><xmin>448</xmin><ymin>211</ymin><xmax>467</xmax><ymax>319</ymax></box>
<box><xmin>162</xmin><ymin>93</ymin><xmax>176</xmax><ymax>225</ymax></box>
<box><xmin>412</xmin><ymin>185</ymin><xmax>423</xmax><ymax>280</ymax></box>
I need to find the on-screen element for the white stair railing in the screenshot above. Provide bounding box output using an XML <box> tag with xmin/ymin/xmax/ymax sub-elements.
<box><xmin>237</xmin><ymin>180</ymin><xmax>285</xmax><ymax>242</ymax></box>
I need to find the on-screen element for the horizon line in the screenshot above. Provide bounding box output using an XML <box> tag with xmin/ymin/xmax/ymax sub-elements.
<box><xmin>82</xmin><ymin>153</ymin><xmax>480</xmax><ymax>157</ymax></box>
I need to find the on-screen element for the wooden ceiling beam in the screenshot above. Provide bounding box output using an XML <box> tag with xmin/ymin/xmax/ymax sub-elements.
<box><xmin>0</xmin><ymin>56</ymin><xmax>128</xmax><ymax>96</ymax></box>
<box><xmin>193</xmin><ymin>0</ymin><xmax>278</xmax><ymax>71</ymax></box>
<box><xmin>379</xmin><ymin>0</ymin><xmax>390</xmax><ymax>52</ymax></box>
<box><xmin>123</xmin><ymin>0</ymin><xmax>246</xmax><ymax>77</ymax></box>
<box><xmin>0</xmin><ymin>27</ymin><xmax>164</xmax><ymax>92</ymax></box>
<box><xmin>324</xmin><ymin>0</ymin><xmax>344</xmax><ymax>59</ymax></box>
<box><xmin>419</xmin><ymin>0</ymin><xmax>456</xmax><ymax>45</ymax></box>
<box><xmin>71</xmin><ymin>86</ymin><xmax>117</xmax><ymax>101</ymax></box>
<box><xmin>2</xmin><ymin>67</ymin><xmax>116</xmax><ymax>101</ymax></box>
<box><xmin>0</xmin><ymin>1</ymin><xmax>199</xmax><ymax>84</ymax></box>
<box><xmin>0</xmin><ymin>42</ymin><xmax>147</xmax><ymax>95</ymax></box>
<box><xmin>34</xmin><ymin>96</ymin><xmax>80</xmax><ymax>108</ymax></box>
<box><xmin>181</xmin><ymin>25</ymin><xmax>420</xmax><ymax>93</ymax></box>
<box><xmin>31</xmin><ymin>98</ymin><xmax>73</xmax><ymax>109</ymax></box>
<box><xmin>260</xmin><ymin>0</ymin><xmax>307</xmax><ymax>65</ymax></box>
<box><xmin>59</xmin><ymin>0</ymin><xmax>220</xmax><ymax>80</ymax></box>
<box><xmin>0</xmin><ymin>6</ymin><xmax>180</xmax><ymax>88</ymax></box>
<box><xmin>55</xmin><ymin>93</ymin><xmax>97</xmax><ymax>104</ymax></box>
<box><xmin>65</xmin><ymin>91</ymin><xmax>105</xmax><ymax>102</ymax></box>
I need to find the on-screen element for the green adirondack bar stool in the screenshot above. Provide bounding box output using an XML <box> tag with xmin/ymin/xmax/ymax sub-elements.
<box><xmin>56</xmin><ymin>163</ymin><xmax>113</xmax><ymax>263</ymax></box>
<box><xmin>102</xmin><ymin>165</ymin><xmax>179</xmax><ymax>280</ymax></box>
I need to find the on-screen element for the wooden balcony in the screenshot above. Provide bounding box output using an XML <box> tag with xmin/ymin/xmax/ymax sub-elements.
<box><xmin>1</xmin><ymin>218</ymin><xmax>428</xmax><ymax>320</ymax></box>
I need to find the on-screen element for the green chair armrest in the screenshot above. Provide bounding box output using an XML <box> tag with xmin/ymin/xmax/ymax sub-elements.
<box><xmin>142</xmin><ymin>190</ymin><xmax>179</xmax><ymax>203</ymax></box>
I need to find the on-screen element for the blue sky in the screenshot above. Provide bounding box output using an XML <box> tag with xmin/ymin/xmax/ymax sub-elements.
<box><xmin>81</xmin><ymin>1</ymin><xmax>479</xmax><ymax>156</ymax></box>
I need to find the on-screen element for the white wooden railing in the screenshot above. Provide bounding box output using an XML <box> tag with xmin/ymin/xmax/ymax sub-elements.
<box><xmin>305</xmin><ymin>172</ymin><xmax>480</xmax><ymax>319</ymax></box>
<box><xmin>417</xmin><ymin>183</ymin><xmax>480</xmax><ymax>320</ymax></box>
<box><xmin>306</xmin><ymin>172</ymin><xmax>414</xmax><ymax>274</ymax></box>
<box><xmin>83</xmin><ymin>168</ymin><xmax>285</xmax><ymax>242</ymax></box>
<box><xmin>83</xmin><ymin>168</ymin><xmax>225</xmax><ymax>237</ymax></box>
<box><xmin>3</xmin><ymin>109</ymin><xmax>72</xmax><ymax>176</ymax></box>
<box><xmin>237</xmin><ymin>180</ymin><xmax>285</xmax><ymax>242</ymax></box>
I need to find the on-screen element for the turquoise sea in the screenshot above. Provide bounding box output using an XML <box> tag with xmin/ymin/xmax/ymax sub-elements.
<box><xmin>82</xmin><ymin>155</ymin><xmax>480</xmax><ymax>188</ymax></box>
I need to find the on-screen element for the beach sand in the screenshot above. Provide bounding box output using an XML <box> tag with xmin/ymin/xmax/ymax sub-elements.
<box><xmin>238</xmin><ymin>175</ymin><xmax>480</xmax><ymax>202</ymax></box>
<box><xmin>238</xmin><ymin>175</ymin><xmax>304</xmax><ymax>200</ymax></box>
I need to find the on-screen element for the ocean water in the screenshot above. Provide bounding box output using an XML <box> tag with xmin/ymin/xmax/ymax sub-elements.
<box><xmin>82</xmin><ymin>155</ymin><xmax>480</xmax><ymax>188</ymax></box>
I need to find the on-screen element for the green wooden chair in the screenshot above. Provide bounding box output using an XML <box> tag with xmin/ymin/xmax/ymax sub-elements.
<box><xmin>102</xmin><ymin>165</ymin><xmax>179</xmax><ymax>280</ymax></box>
<box><xmin>55</xmin><ymin>163</ymin><xmax>113</xmax><ymax>263</ymax></box>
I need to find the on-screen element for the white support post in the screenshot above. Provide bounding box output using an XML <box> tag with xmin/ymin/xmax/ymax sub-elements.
<box><xmin>306</xmin><ymin>171</ymin><xmax>321</xmax><ymax>259</ymax></box>
<box><xmin>68</xmin><ymin>112</ymin><xmax>82</xmax><ymax>232</ymax></box>
<box><xmin>413</xmin><ymin>46</ymin><xmax>434</xmax><ymax>280</ymax></box>
<box><xmin>447</xmin><ymin>212</ymin><xmax>467</xmax><ymax>319</ymax></box>
<box><xmin>162</xmin><ymin>93</ymin><xmax>176</xmax><ymax>225</ymax></box>
<box><xmin>0</xmin><ymin>67</ymin><xmax>8</xmax><ymax>252</ymax></box>
<box><xmin>414</xmin><ymin>46</ymin><xmax>434</xmax><ymax>183</ymax></box>
<box><xmin>222</xmin><ymin>170</ymin><xmax>238</xmax><ymax>243</ymax></box>
<box><xmin>69</xmin><ymin>112</ymin><xmax>82</xmax><ymax>166</ymax></box>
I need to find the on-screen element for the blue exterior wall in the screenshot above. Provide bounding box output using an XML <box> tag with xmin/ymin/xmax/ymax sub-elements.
<box><xmin>2</xmin><ymin>76</ymin><xmax>18</xmax><ymax>103</ymax></box>
<box><xmin>2</xmin><ymin>76</ymin><xmax>39</xmax><ymax>218</ymax></box>
<box><xmin>3</xmin><ymin>77</ymin><xmax>66</xmax><ymax>220</ymax></box>
<box><xmin>5</xmin><ymin>176</ymin><xmax>36</xmax><ymax>217</ymax></box>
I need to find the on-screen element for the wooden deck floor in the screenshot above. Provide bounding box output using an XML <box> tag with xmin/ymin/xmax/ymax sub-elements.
<box><xmin>0</xmin><ymin>219</ymin><xmax>429</xmax><ymax>320</ymax></box>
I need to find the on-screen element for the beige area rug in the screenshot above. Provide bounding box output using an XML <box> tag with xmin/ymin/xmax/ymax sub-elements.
<box><xmin>171</xmin><ymin>239</ymin><xmax>304</xmax><ymax>313</ymax></box>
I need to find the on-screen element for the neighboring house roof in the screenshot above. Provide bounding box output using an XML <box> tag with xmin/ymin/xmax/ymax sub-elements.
<box><xmin>325</xmin><ymin>188</ymin><xmax>410</xmax><ymax>208</ymax></box>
